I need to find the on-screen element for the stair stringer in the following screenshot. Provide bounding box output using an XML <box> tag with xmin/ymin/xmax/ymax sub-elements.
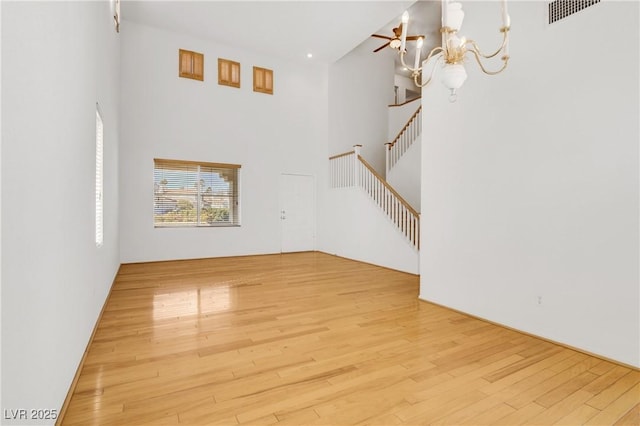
<box><xmin>321</xmin><ymin>185</ymin><xmax>419</xmax><ymax>274</ymax></box>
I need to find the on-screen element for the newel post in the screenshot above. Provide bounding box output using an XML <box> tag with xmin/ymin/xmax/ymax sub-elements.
<box><xmin>384</xmin><ymin>142</ymin><xmax>392</xmax><ymax>177</ymax></box>
<box><xmin>353</xmin><ymin>144</ymin><xmax>362</xmax><ymax>188</ymax></box>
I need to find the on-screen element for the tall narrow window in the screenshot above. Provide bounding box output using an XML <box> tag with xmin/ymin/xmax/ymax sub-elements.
<box><xmin>154</xmin><ymin>159</ymin><xmax>241</xmax><ymax>227</ymax></box>
<box><xmin>95</xmin><ymin>108</ymin><xmax>104</xmax><ymax>247</ymax></box>
<box><xmin>113</xmin><ymin>0</ymin><xmax>121</xmax><ymax>33</ymax></box>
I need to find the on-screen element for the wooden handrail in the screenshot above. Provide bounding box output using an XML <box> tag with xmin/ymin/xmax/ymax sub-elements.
<box><xmin>358</xmin><ymin>156</ymin><xmax>419</xmax><ymax>217</ymax></box>
<box><xmin>329</xmin><ymin>149</ymin><xmax>419</xmax><ymax>249</ymax></box>
<box><xmin>329</xmin><ymin>150</ymin><xmax>355</xmax><ymax>160</ymax></box>
<box><xmin>388</xmin><ymin>105</ymin><xmax>422</xmax><ymax>148</ymax></box>
<box><xmin>388</xmin><ymin>96</ymin><xmax>421</xmax><ymax>108</ymax></box>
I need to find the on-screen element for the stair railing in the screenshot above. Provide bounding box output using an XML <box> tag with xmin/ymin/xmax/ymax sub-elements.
<box><xmin>385</xmin><ymin>105</ymin><xmax>422</xmax><ymax>175</ymax></box>
<box><xmin>329</xmin><ymin>148</ymin><xmax>357</xmax><ymax>188</ymax></box>
<box><xmin>330</xmin><ymin>145</ymin><xmax>420</xmax><ymax>250</ymax></box>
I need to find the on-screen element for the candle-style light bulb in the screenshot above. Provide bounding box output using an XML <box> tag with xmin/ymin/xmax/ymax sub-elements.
<box><xmin>442</xmin><ymin>0</ymin><xmax>448</xmax><ymax>28</ymax></box>
<box><xmin>400</xmin><ymin>11</ymin><xmax>409</xmax><ymax>52</ymax></box>
<box><xmin>414</xmin><ymin>37</ymin><xmax>424</xmax><ymax>70</ymax></box>
<box><xmin>501</xmin><ymin>0</ymin><xmax>510</xmax><ymax>57</ymax></box>
<box><xmin>501</xmin><ymin>0</ymin><xmax>509</xmax><ymax>27</ymax></box>
<box><xmin>504</xmin><ymin>31</ymin><xmax>510</xmax><ymax>56</ymax></box>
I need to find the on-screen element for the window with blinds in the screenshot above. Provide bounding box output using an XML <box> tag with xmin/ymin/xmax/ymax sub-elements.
<box><xmin>154</xmin><ymin>159</ymin><xmax>241</xmax><ymax>227</ymax></box>
<box><xmin>95</xmin><ymin>108</ymin><xmax>104</xmax><ymax>246</ymax></box>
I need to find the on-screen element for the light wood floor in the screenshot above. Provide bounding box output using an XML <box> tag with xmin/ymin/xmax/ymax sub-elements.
<box><xmin>62</xmin><ymin>252</ymin><xmax>639</xmax><ymax>425</ymax></box>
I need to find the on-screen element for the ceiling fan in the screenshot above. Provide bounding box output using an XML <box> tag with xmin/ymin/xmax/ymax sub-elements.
<box><xmin>371</xmin><ymin>23</ymin><xmax>424</xmax><ymax>53</ymax></box>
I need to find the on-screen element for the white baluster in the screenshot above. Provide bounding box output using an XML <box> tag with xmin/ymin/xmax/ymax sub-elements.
<box><xmin>353</xmin><ymin>145</ymin><xmax>361</xmax><ymax>189</ymax></box>
<box><xmin>385</xmin><ymin>143</ymin><xmax>390</xmax><ymax>177</ymax></box>
<box><xmin>333</xmin><ymin>159</ymin><xmax>337</xmax><ymax>188</ymax></box>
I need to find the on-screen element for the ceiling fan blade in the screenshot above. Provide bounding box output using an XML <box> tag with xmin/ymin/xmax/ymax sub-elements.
<box><xmin>373</xmin><ymin>42</ymin><xmax>390</xmax><ymax>53</ymax></box>
<box><xmin>371</xmin><ymin>34</ymin><xmax>393</xmax><ymax>40</ymax></box>
<box><xmin>406</xmin><ymin>35</ymin><xmax>426</xmax><ymax>41</ymax></box>
<box><xmin>393</xmin><ymin>24</ymin><xmax>403</xmax><ymax>38</ymax></box>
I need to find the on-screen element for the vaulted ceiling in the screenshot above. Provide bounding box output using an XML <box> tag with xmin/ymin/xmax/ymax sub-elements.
<box><xmin>121</xmin><ymin>1</ymin><xmax>441</xmax><ymax>64</ymax></box>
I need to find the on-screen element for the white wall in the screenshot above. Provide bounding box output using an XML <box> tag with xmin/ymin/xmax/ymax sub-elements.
<box><xmin>1</xmin><ymin>0</ymin><xmax>120</xmax><ymax>418</ymax></box>
<box><xmin>320</xmin><ymin>40</ymin><xmax>417</xmax><ymax>272</ymax></box>
<box><xmin>387</xmin><ymin>98</ymin><xmax>421</xmax><ymax>142</ymax></box>
<box><xmin>119</xmin><ymin>21</ymin><xmax>328</xmax><ymax>263</ymax></box>
<box><xmin>420</xmin><ymin>1</ymin><xmax>639</xmax><ymax>367</ymax></box>
<box><xmin>394</xmin><ymin>73</ymin><xmax>419</xmax><ymax>105</ymax></box>
<box><xmin>328</xmin><ymin>41</ymin><xmax>395</xmax><ymax>175</ymax></box>
<box><xmin>322</xmin><ymin>187</ymin><xmax>419</xmax><ymax>274</ymax></box>
<box><xmin>386</xmin><ymin>99</ymin><xmax>422</xmax><ymax>211</ymax></box>
<box><xmin>387</xmin><ymin>140</ymin><xmax>421</xmax><ymax>212</ymax></box>
<box><xmin>0</xmin><ymin>0</ymin><xmax>4</xmax><ymax>411</ymax></box>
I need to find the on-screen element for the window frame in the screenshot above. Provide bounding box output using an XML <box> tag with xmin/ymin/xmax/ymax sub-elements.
<box><xmin>253</xmin><ymin>66</ymin><xmax>274</xmax><ymax>95</ymax></box>
<box><xmin>153</xmin><ymin>158</ymin><xmax>241</xmax><ymax>228</ymax></box>
<box><xmin>95</xmin><ymin>107</ymin><xmax>104</xmax><ymax>247</ymax></box>
<box><xmin>179</xmin><ymin>49</ymin><xmax>204</xmax><ymax>81</ymax></box>
<box><xmin>218</xmin><ymin>58</ymin><xmax>241</xmax><ymax>88</ymax></box>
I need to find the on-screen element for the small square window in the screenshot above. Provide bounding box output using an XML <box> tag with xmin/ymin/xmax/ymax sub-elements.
<box><xmin>253</xmin><ymin>66</ymin><xmax>273</xmax><ymax>95</ymax></box>
<box><xmin>218</xmin><ymin>58</ymin><xmax>241</xmax><ymax>88</ymax></box>
<box><xmin>179</xmin><ymin>49</ymin><xmax>204</xmax><ymax>81</ymax></box>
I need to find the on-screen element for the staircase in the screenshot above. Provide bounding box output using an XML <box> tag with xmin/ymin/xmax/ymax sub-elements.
<box><xmin>325</xmin><ymin>104</ymin><xmax>422</xmax><ymax>273</ymax></box>
<box><xmin>385</xmin><ymin>105</ymin><xmax>422</xmax><ymax>176</ymax></box>
<box><xmin>329</xmin><ymin>145</ymin><xmax>420</xmax><ymax>251</ymax></box>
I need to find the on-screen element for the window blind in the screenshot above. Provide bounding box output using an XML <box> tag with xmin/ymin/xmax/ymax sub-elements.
<box><xmin>153</xmin><ymin>159</ymin><xmax>240</xmax><ymax>227</ymax></box>
<box><xmin>95</xmin><ymin>109</ymin><xmax>104</xmax><ymax>246</ymax></box>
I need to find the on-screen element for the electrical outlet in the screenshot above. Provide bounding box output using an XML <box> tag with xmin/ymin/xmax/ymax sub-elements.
<box><xmin>537</xmin><ymin>296</ymin><xmax>542</xmax><ymax>305</ymax></box>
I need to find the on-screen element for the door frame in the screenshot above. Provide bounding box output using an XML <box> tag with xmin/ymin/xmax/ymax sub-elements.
<box><xmin>279</xmin><ymin>173</ymin><xmax>316</xmax><ymax>253</ymax></box>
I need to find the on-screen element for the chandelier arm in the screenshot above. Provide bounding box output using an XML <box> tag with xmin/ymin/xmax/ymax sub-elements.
<box><xmin>399</xmin><ymin>50</ymin><xmax>412</xmax><ymax>71</ymax></box>
<box><xmin>464</xmin><ymin>29</ymin><xmax>509</xmax><ymax>59</ymax></box>
<box><xmin>400</xmin><ymin>46</ymin><xmax>444</xmax><ymax>74</ymax></box>
<box><xmin>466</xmin><ymin>49</ymin><xmax>509</xmax><ymax>75</ymax></box>
<box><xmin>425</xmin><ymin>46</ymin><xmax>445</xmax><ymax>63</ymax></box>
<box><xmin>415</xmin><ymin>55</ymin><xmax>443</xmax><ymax>88</ymax></box>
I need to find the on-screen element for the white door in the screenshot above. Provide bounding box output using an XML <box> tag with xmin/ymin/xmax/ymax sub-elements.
<box><xmin>280</xmin><ymin>174</ymin><xmax>315</xmax><ymax>253</ymax></box>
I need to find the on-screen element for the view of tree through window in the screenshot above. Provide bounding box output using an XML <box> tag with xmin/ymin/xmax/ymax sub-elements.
<box><xmin>153</xmin><ymin>159</ymin><xmax>240</xmax><ymax>227</ymax></box>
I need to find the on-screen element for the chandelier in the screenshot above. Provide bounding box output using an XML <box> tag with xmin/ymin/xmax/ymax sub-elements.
<box><xmin>399</xmin><ymin>0</ymin><xmax>511</xmax><ymax>102</ymax></box>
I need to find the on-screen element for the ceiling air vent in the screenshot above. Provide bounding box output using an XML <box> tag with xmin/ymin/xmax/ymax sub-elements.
<box><xmin>548</xmin><ymin>0</ymin><xmax>600</xmax><ymax>24</ymax></box>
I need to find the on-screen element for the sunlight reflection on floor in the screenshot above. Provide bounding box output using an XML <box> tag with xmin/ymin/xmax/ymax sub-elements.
<box><xmin>152</xmin><ymin>285</ymin><xmax>231</xmax><ymax>321</ymax></box>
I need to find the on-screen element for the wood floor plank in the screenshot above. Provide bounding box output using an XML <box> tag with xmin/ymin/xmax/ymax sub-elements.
<box><xmin>493</xmin><ymin>402</ymin><xmax>546</xmax><ymax>425</ymax></box>
<box><xmin>504</xmin><ymin>356</ymin><xmax>607</xmax><ymax>410</ymax></box>
<box><xmin>528</xmin><ymin>389</ymin><xmax>594</xmax><ymax>425</ymax></box>
<box><xmin>586</xmin><ymin>372</ymin><xmax>640</xmax><ymax>411</ymax></box>
<box><xmin>586</xmin><ymin>383</ymin><xmax>640</xmax><ymax>425</ymax></box>
<box><xmin>534</xmin><ymin>371</ymin><xmax>599</xmax><ymax>408</ymax></box>
<box><xmin>308</xmin><ymin>378</ymin><xmax>417</xmax><ymax>424</ymax></box>
<box><xmin>584</xmin><ymin>365</ymin><xmax>633</xmax><ymax>395</ymax></box>
<box><xmin>614</xmin><ymin>403</ymin><xmax>639</xmax><ymax>425</ymax></box>
<box><xmin>273</xmin><ymin>407</ymin><xmax>320</xmax><ymax>425</ymax></box>
<box><xmin>553</xmin><ymin>403</ymin><xmax>601</xmax><ymax>425</ymax></box>
<box><xmin>398</xmin><ymin>388</ymin><xmax>489</xmax><ymax>424</ymax></box>
<box><xmin>459</xmin><ymin>402</ymin><xmax>517</xmax><ymax>425</ymax></box>
<box><xmin>481</xmin><ymin>348</ymin><xmax>576</xmax><ymax>395</ymax></box>
<box><xmin>59</xmin><ymin>252</ymin><xmax>640</xmax><ymax>425</ymax></box>
<box><xmin>430</xmin><ymin>394</ymin><xmax>507</xmax><ymax>425</ymax></box>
